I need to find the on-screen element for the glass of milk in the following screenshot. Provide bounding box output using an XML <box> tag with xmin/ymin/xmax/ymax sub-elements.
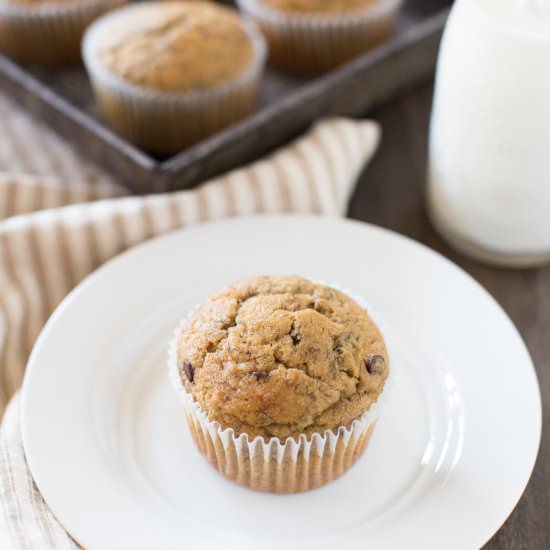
<box><xmin>427</xmin><ymin>0</ymin><xmax>550</xmax><ymax>267</ymax></box>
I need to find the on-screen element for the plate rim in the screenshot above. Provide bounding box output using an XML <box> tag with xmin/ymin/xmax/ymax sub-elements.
<box><xmin>21</xmin><ymin>214</ymin><xmax>543</xmax><ymax>549</ymax></box>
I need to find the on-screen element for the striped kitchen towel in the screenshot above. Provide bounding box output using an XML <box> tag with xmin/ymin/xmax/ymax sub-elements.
<box><xmin>0</xmin><ymin>90</ymin><xmax>380</xmax><ymax>549</ymax></box>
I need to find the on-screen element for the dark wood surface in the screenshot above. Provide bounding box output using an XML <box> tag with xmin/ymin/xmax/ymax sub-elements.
<box><xmin>349</xmin><ymin>80</ymin><xmax>548</xmax><ymax>550</ymax></box>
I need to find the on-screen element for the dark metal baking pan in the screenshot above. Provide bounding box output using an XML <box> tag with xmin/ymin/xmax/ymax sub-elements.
<box><xmin>0</xmin><ymin>0</ymin><xmax>450</xmax><ymax>193</ymax></box>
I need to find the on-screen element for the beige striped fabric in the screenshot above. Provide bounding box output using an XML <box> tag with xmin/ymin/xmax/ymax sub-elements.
<box><xmin>0</xmin><ymin>90</ymin><xmax>380</xmax><ymax>549</ymax></box>
<box><xmin>0</xmin><ymin>95</ymin><xmax>122</xmax><ymax>196</ymax></box>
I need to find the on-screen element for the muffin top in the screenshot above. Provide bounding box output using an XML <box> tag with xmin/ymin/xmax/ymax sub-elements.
<box><xmin>97</xmin><ymin>2</ymin><xmax>254</xmax><ymax>92</ymax></box>
<box><xmin>260</xmin><ymin>0</ymin><xmax>377</xmax><ymax>14</ymax></box>
<box><xmin>177</xmin><ymin>276</ymin><xmax>389</xmax><ymax>440</ymax></box>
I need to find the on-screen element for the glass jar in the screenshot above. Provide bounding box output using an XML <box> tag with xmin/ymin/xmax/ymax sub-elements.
<box><xmin>428</xmin><ymin>0</ymin><xmax>550</xmax><ymax>266</ymax></box>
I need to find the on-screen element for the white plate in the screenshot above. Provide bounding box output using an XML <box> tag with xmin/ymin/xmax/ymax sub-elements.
<box><xmin>22</xmin><ymin>215</ymin><xmax>541</xmax><ymax>550</ymax></box>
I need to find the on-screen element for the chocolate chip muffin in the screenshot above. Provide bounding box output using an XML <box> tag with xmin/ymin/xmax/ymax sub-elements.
<box><xmin>170</xmin><ymin>276</ymin><xmax>391</xmax><ymax>493</ymax></box>
<box><xmin>236</xmin><ymin>0</ymin><xmax>403</xmax><ymax>73</ymax></box>
<box><xmin>98</xmin><ymin>2</ymin><xmax>254</xmax><ymax>92</ymax></box>
<box><xmin>82</xmin><ymin>1</ymin><xmax>266</xmax><ymax>153</ymax></box>
<box><xmin>177</xmin><ymin>275</ymin><xmax>388</xmax><ymax>439</ymax></box>
<box><xmin>0</xmin><ymin>0</ymin><xmax>126</xmax><ymax>64</ymax></box>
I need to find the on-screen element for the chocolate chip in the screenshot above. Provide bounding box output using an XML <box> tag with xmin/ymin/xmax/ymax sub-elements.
<box><xmin>366</xmin><ymin>354</ymin><xmax>385</xmax><ymax>375</ymax></box>
<box><xmin>333</xmin><ymin>331</ymin><xmax>351</xmax><ymax>356</ymax></box>
<box><xmin>251</xmin><ymin>370</ymin><xmax>269</xmax><ymax>380</ymax></box>
<box><xmin>182</xmin><ymin>361</ymin><xmax>194</xmax><ymax>383</ymax></box>
<box><xmin>206</xmin><ymin>342</ymin><xmax>217</xmax><ymax>353</ymax></box>
<box><xmin>289</xmin><ymin>327</ymin><xmax>301</xmax><ymax>346</ymax></box>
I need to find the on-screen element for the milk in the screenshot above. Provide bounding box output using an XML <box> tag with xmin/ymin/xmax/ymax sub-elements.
<box><xmin>428</xmin><ymin>0</ymin><xmax>550</xmax><ymax>266</ymax></box>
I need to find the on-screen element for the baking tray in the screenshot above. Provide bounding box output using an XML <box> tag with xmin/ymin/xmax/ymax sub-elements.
<box><xmin>0</xmin><ymin>0</ymin><xmax>451</xmax><ymax>194</ymax></box>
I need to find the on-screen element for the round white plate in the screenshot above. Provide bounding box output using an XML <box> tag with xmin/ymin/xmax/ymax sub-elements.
<box><xmin>22</xmin><ymin>215</ymin><xmax>541</xmax><ymax>550</ymax></box>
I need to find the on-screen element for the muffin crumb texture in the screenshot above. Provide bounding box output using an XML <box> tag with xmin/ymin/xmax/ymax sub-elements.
<box><xmin>177</xmin><ymin>276</ymin><xmax>389</xmax><ymax>440</ymax></box>
<box><xmin>99</xmin><ymin>1</ymin><xmax>254</xmax><ymax>91</ymax></box>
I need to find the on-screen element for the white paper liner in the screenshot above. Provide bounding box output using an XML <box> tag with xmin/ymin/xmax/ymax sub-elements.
<box><xmin>236</xmin><ymin>0</ymin><xmax>403</xmax><ymax>72</ymax></box>
<box><xmin>82</xmin><ymin>3</ymin><xmax>267</xmax><ymax>153</ymax></box>
<box><xmin>0</xmin><ymin>0</ymin><xmax>126</xmax><ymax>63</ymax></box>
<box><xmin>168</xmin><ymin>279</ymin><xmax>396</xmax><ymax>493</ymax></box>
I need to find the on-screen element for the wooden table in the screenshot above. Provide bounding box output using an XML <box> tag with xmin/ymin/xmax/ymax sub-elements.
<box><xmin>348</xmin><ymin>80</ymin><xmax>548</xmax><ymax>549</ymax></box>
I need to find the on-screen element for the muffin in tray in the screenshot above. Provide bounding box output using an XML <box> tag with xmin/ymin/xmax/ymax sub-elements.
<box><xmin>237</xmin><ymin>0</ymin><xmax>403</xmax><ymax>73</ymax></box>
<box><xmin>169</xmin><ymin>275</ymin><xmax>391</xmax><ymax>493</ymax></box>
<box><xmin>82</xmin><ymin>1</ymin><xmax>266</xmax><ymax>154</ymax></box>
<box><xmin>0</xmin><ymin>0</ymin><xmax>126</xmax><ymax>64</ymax></box>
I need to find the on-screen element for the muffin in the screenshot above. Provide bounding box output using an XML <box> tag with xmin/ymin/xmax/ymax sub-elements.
<box><xmin>236</xmin><ymin>0</ymin><xmax>403</xmax><ymax>72</ymax></box>
<box><xmin>0</xmin><ymin>0</ymin><xmax>126</xmax><ymax>64</ymax></box>
<box><xmin>169</xmin><ymin>275</ymin><xmax>391</xmax><ymax>493</ymax></box>
<box><xmin>82</xmin><ymin>1</ymin><xmax>266</xmax><ymax>154</ymax></box>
